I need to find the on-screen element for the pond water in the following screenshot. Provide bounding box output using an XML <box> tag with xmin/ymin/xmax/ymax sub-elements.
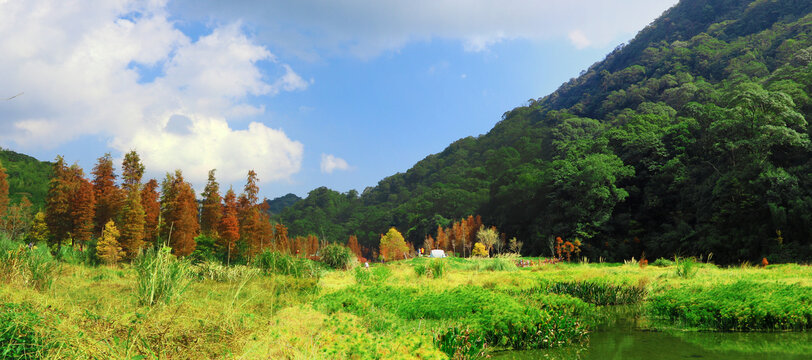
<box><xmin>492</xmin><ymin>308</ymin><xmax>812</xmax><ymax>360</ymax></box>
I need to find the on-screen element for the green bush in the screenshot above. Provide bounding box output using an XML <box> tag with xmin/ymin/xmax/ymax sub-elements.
<box><xmin>548</xmin><ymin>281</ymin><xmax>646</xmax><ymax>305</ymax></box>
<box><xmin>648</xmin><ymin>281</ymin><xmax>812</xmax><ymax>331</ymax></box>
<box><xmin>0</xmin><ymin>303</ymin><xmax>50</xmax><ymax>359</ymax></box>
<box><xmin>133</xmin><ymin>247</ymin><xmax>193</xmax><ymax>306</ymax></box>
<box><xmin>252</xmin><ymin>250</ymin><xmax>322</xmax><ymax>278</ymax></box>
<box><xmin>320</xmin><ymin>244</ymin><xmax>354</xmax><ymax>270</ymax></box>
<box><xmin>56</xmin><ymin>245</ymin><xmax>89</xmax><ymax>265</ymax></box>
<box><xmin>651</xmin><ymin>258</ymin><xmax>675</xmax><ymax>267</ymax></box>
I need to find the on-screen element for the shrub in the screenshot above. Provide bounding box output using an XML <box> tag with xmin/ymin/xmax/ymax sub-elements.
<box><xmin>133</xmin><ymin>247</ymin><xmax>193</xmax><ymax>306</ymax></box>
<box><xmin>253</xmin><ymin>250</ymin><xmax>322</xmax><ymax>278</ymax></box>
<box><xmin>651</xmin><ymin>258</ymin><xmax>674</xmax><ymax>267</ymax></box>
<box><xmin>434</xmin><ymin>327</ymin><xmax>486</xmax><ymax>360</ymax></box>
<box><xmin>648</xmin><ymin>281</ymin><xmax>812</xmax><ymax>331</ymax></box>
<box><xmin>472</xmin><ymin>242</ymin><xmax>488</xmax><ymax>257</ymax></box>
<box><xmin>320</xmin><ymin>243</ymin><xmax>354</xmax><ymax>270</ymax></box>
<box><xmin>56</xmin><ymin>245</ymin><xmax>89</xmax><ymax>265</ymax></box>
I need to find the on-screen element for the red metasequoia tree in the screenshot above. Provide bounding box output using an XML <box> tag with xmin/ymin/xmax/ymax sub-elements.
<box><xmin>140</xmin><ymin>179</ymin><xmax>160</xmax><ymax>245</ymax></box>
<box><xmin>218</xmin><ymin>187</ymin><xmax>240</xmax><ymax>264</ymax></box>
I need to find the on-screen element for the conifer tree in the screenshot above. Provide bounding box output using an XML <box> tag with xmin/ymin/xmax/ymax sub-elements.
<box><xmin>121</xmin><ymin>150</ymin><xmax>145</xmax><ymax>192</ymax></box>
<box><xmin>119</xmin><ymin>189</ymin><xmax>146</xmax><ymax>259</ymax></box>
<box><xmin>217</xmin><ymin>187</ymin><xmax>240</xmax><ymax>264</ymax></box>
<box><xmin>347</xmin><ymin>235</ymin><xmax>362</xmax><ymax>260</ymax></box>
<box><xmin>200</xmin><ymin>169</ymin><xmax>222</xmax><ymax>236</ymax></box>
<box><xmin>141</xmin><ymin>179</ymin><xmax>160</xmax><ymax>245</ymax></box>
<box><xmin>2</xmin><ymin>196</ymin><xmax>32</xmax><ymax>240</ymax></box>
<box><xmin>70</xmin><ymin>178</ymin><xmax>96</xmax><ymax>248</ymax></box>
<box><xmin>92</xmin><ymin>153</ymin><xmax>122</xmax><ymax>234</ymax></box>
<box><xmin>160</xmin><ymin>170</ymin><xmax>198</xmax><ymax>256</ymax></box>
<box><xmin>96</xmin><ymin>220</ymin><xmax>124</xmax><ymax>265</ymax></box>
<box><xmin>0</xmin><ymin>160</ymin><xmax>8</xmax><ymax>219</ymax></box>
<box><xmin>45</xmin><ymin>156</ymin><xmax>76</xmax><ymax>250</ymax></box>
<box><xmin>119</xmin><ymin>152</ymin><xmax>146</xmax><ymax>259</ymax></box>
<box><xmin>30</xmin><ymin>211</ymin><xmax>50</xmax><ymax>244</ymax></box>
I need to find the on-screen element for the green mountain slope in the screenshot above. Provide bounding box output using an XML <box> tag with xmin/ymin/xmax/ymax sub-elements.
<box><xmin>0</xmin><ymin>148</ymin><xmax>52</xmax><ymax>208</ymax></box>
<box><xmin>281</xmin><ymin>0</ymin><xmax>811</xmax><ymax>263</ymax></box>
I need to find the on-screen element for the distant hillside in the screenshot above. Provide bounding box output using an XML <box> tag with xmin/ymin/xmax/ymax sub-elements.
<box><xmin>264</xmin><ymin>193</ymin><xmax>302</xmax><ymax>214</ymax></box>
<box><xmin>0</xmin><ymin>148</ymin><xmax>52</xmax><ymax>208</ymax></box>
<box><xmin>278</xmin><ymin>0</ymin><xmax>812</xmax><ymax>264</ymax></box>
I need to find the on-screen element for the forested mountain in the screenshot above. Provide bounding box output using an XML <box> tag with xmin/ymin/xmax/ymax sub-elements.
<box><xmin>264</xmin><ymin>193</ymin><xmax>302</xmax><ymax>215</ymax></box>
<box><xmin>0</xmin><ymin>148</ymin><xmax>52</xmax><ymax>207</ymax></box>
<box><xmin>278</xmin><ymin>0</ymin><xmax>812</xmax><ymax>263</ymax></box>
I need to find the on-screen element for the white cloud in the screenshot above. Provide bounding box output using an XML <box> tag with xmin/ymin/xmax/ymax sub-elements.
<box><xmin>568</xmin><ymin>30</ymin><xmax>591</xmax><ymax>49</ymax></box>
<box><xmin>0</xmin><ymin>0</ymin><xmax>308</xmax><ymax>185</ymax></box>
<box><xmin>172</xmin><ymin>0</ymin><xmax>679</xmax><ymax>58</ymax></box>
<box><xmin>320</xmin><ymin>154</ymin><xmax>351</xmax><ymax>174</ymax></box>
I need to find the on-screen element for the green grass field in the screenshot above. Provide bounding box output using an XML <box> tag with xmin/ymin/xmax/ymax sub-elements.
<box><xmin>1</xmin><ymin>249</ymin><xmax>810</xmax><ymax>359</ymax></box>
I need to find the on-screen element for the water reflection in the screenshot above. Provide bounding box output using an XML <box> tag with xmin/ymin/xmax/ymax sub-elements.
<box><xmin>493</xmin><ymin>307</ymin><xmax>811</xmax><ymax>360</ymax></box>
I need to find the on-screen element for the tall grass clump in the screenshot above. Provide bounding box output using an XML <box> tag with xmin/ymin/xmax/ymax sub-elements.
<box><xmin>354</xmin><ymin>265</ymin><xmax>391</xmax><ymax>284</ymax></box>
<box><xmin>0</xmin><ymin>236</ymin><xmax>59</xmax><ymax>291</ymax></box>
<box><xmin>193</xmin><ymin>260</ymin><xmax>259</xmax><ymax>282</ymax></box>
<box><xmin>253</xmin><ymin>250</ymin><xmax>322</xmax><ymax>278</ymax></box>
<box><xmin>319</xmin><ymin>243</ymin><xmax>354</xmax><ymax>270</ymax></box>
<box><xmin>133</xmin><ymin>247</ymin><xmax>193</xmax><ymax>306</ymax></box>
<box><xmin>56</xmin><ymin>245</ymin><xmax>89</xmax><ymax>265</ymax></box>
<box><xmin>548</xmin><ymin>280</ymin><xmax>646</xmax><ymax>305</ymax></box>
<box><xmin>466</xmin><ymin>258</ymin><xmax>517</xmax><ymax>272</ymax></box>
<box><xmin>429</xmin><ymin>259</ymin><xmax>447</xmax><ymax>278</ymax></box>
<box><xmin>648</xmin><ymin>281</ymin><xmax>812</xmax><ymax>331</ymax></box>
<box><xmin>674</xmin><ymin>257</ymin><xmax>698</xmax><ymax>278</ymax></box>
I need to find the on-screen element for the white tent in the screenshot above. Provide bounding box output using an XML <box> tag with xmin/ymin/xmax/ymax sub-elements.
<box><xmin>430</xmin><ymin>249</ymin><xmax>446</xmax><ymax>258</ymax></box>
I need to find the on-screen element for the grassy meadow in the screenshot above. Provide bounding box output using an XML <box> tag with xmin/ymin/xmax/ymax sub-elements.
<box><xmin>1</xmin><ymin>239</ymin><xmax>810</xmax><ymax>359</ymax></box>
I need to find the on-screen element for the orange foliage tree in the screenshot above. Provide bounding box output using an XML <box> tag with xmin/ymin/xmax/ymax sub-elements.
<box><xmin>140</xmin><ymin>179</ymin><xmax>160</xmax><ymax>246</ymax></box>
<box><xmin>45</xmin><ymin>156</ymin><xmax>81</xmax><ymax>250</ymax></box>
<box><xmin>347</xmin><ymin>235</ymin><xmax>364</xmax><ymax>261</ymax></box>
<box><xmin>92</xmin><ymin>153</ymin><xmax>123</xmax><ymax>234</ymax></box>
<box><xmin>200</xmin><ymin>169</ymin><xmax>222</xmax><ymax>237</ymax></box>
<box><xmin>119</xmin><ymin>151</ymin><xmax>145</xmax><ymax>259</ymax></box>
<box><xmin>70</xmin><ymin>177</ymin><xmax>96</xmax><ymax>249</ymax></box>
<box><xmin>273</xmin><ymin>223</ymin><xmax>290</xmax><ymax>253</ymax></box>
<box><xmin>160</xmin><ymin>170</ymin><xmax>199</xmax><ymax>256</ymax></box>
<box><xmin>218</xmin><ymin>187</ymin><xmax>240</xmax><ymax>264</ymax></box>
<box><xmin>379</xmin><ymin>227</ymin><xmax>408</xmax><ymax>261</ymax></box>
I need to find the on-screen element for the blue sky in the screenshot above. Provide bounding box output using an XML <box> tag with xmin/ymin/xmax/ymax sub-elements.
<box><xmin>0</xmin><ymin>0</ymin><xmax>677</xmax><ymax>200</ymax></box>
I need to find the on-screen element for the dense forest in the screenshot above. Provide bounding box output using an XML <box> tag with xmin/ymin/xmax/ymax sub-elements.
<box><xmin>0</xmin><ymin>148</ymin><xmax>52</xmax><ymax>206</ymax></box>
<box><xmin>278</xmin><ymin>0</ymin><xmax>812</xmax><ymax>264</ymax></box>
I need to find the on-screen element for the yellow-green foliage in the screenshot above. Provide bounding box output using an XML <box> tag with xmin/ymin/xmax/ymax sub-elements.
<box><xmin>96</xmin><ymin>220</ymin><xmax>124</xmax><ymax>265</ymax></box>
<box><xmin>472</xmin><ymin>242</ymin><xmax>488</xmax><ymax>257</ymax></box>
